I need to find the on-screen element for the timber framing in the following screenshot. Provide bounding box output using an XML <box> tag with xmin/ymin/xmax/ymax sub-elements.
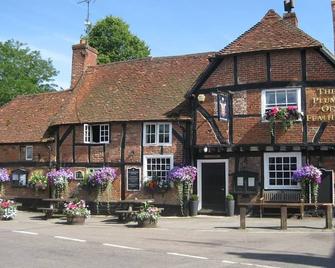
<box><xmin>313</xmin><ymin>122</ymin><xmax>329</xmax><ymax>144</ymax></box>
<box><xmin>197</xmin><ymin>105</ymin><xmax>226</xmax><ymax>144</ymax></box>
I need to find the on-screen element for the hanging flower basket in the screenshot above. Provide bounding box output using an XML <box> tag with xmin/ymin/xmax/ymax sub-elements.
<box><xmin>29</xmin><ymin>171</ymin><xmax>48</xmax><ymax>191</ymax></box>
<box><xmin>265</xmin><ymin>106</ymin><xmax>302</xmax><ymax>135</ymax></box>
<box><xmin>0</xmin><ymin>169</ymin><xmax>10</xmax><ymax>196</ymax></box>
<box><xmin>292</xmin><ymin>165</ymin><xmax>322</xmax><ymax>205</ymax></box>
<box><xmin>168</xmin><ymin>166</ymin><xmax>197</xmax><ymax>216</ymax></box>
<box><xmin>88</xmin><ymin>167</ymin><xmax>117</xmax><ymax>190</ymax></box>
<box><xmin>47</xmin><ymin>169</ymin><xmax>74</xmax><ymax>198</ymax></box>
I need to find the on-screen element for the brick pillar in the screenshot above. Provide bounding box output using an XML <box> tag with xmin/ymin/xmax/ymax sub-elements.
<box><xmin>71</xmin><ymin>39</ymin><xmax>98</xmax><ymax>88</ymax></box>
<box><xmin>283</xmin><ymin>12</ymin><xmax>298</xmax><ymax>27</ymax></box>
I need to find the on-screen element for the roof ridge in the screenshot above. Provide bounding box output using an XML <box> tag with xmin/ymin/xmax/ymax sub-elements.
<box><xmin>88</xmin><ymin>52</ymin><xmax>213</xmax><ymax>69</ymax></box>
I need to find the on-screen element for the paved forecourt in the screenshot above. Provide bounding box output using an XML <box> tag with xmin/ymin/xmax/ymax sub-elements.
<box><xmin>0</xmin><ymin>212</ymin><xmax>334</xmax><ymax>268</ymax></box>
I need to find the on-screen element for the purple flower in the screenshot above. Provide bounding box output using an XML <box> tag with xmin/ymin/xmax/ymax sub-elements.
<box><xmin>168</xmin><ymin>166</ymin><xmax>197</xmax><ymax>184</ymax></box>
<box><xmin>88</xmin><ymin>167</ymin><xmax>117</xmax><ymax>187</ymax></box>
<box><xmin>0</xmin><ymin>169</ymin><xmax>10</xmax><ymax>183</ymax></box>
<box><xmin>292</xmin><ymin>165</ymin><xmax>322</xmax><ymax>184</ymax></box>
<box><xmin>47</xmin><ymin>169</ymin><xmax>74</xmax><ymax>188</ymax></box>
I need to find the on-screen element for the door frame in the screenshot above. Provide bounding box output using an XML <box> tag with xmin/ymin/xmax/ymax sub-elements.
<box><xmin>197</xmin><ymin>159</ymin><xmax>229</xmax><ymax>210</ymax></box>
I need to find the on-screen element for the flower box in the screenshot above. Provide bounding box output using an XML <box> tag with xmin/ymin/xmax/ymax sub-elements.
<box><xmin>63</xmin><ymin>200</ymin><xmax>90</xmax><ymax>225</ymax></box>
<box><xmin>66</xmin><ymin>215</ymin><xmax>86</xmax><ymax>225</ymax></box>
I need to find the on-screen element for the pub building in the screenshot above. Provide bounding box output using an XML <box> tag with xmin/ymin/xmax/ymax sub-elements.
<box><xmin>0</xmin><ymin>1</ymin><xmax>335</xmax><ymax>214</ymax></box>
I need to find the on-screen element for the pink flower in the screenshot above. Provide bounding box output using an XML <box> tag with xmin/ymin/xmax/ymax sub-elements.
<box><xmin>287</xmin><ymin>106</ymin><xmax>297</xmax><ymax>111</ymax></box>
<box><xmin>270</xmin><ymin>107</ymin><xmax>279</xmax><ymax>116</ymax></box>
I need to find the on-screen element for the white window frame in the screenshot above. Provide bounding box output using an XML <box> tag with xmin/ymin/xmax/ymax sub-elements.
<box><xmin>264</xmin><ymin>152</ymin><xmax>302</xmax><ymax>190</ymax></box>
<box><xmin>261</xmin><ymin>88</ymin><xmax>302</xmax><ymax>120</ymax></box>
<box><xmin>143</xmin><ymin>122</ymin><xmax>172</xmax><ymax>146</ymax></box>
<box><xmin>25</xmin><ymin>146</ymin><xmax>33</xmax><ymax>161</ymax></box>
<box><xmin>75</xmin><ymin>171</ymin><xmax>84</xmax><ymax>181</ymax></box>
<box><xmin>83</xmin><ymin>124</ymin><xmax>110</xmax><ymax>144</ymax></box>
<box><xmin>143</xmin><ymin>154</ymin><xmax>174</xmax><ymax>181</ymax></box>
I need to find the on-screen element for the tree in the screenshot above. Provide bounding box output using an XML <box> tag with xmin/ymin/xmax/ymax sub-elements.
<box><xmin>87</xmin><ymin>16</ymin><xmax>150</xmax><ymax>64</ymax></box>
<box><xmin>0</xmin><ymin>40</ymin><xmax>58</xmax><ymax>106</ymax></box>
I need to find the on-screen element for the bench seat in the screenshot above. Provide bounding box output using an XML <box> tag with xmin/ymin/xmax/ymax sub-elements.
<box><xmin>37</xmin><ymin>207</ymin><xmax>60</xmax><ymax>219</ymax></box>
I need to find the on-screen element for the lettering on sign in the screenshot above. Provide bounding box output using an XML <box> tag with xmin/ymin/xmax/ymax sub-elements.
<box><xmin>307</xmin><ymin>89</ymin><xmax>335</xmax><ymax>122</ymax></box>
<box><xmin>127</xmin><ymin>167</ymin><xmax>141</xmax><ymax>191</ymax></box>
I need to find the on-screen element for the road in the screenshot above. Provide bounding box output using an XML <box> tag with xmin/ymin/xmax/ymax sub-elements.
<box><xmin>0</xmin><ymin>212</ymin><xmax>334</xmax><ymax>268</ymax></box>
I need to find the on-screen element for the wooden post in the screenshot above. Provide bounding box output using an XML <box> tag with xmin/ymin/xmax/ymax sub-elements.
<box><xmin>280</xmin><ymin>206</ymin><xmax>287</xmax><ymax>230</ymax></box>
<box><xmin>326</xmin><ymin>205</ymin><xmax>333</xmax><ymax>230</ymax></box>
<box><xmin>240</xmin><ymin>206</ymin><xmax>246</xmax><ymax>229</ymax></box>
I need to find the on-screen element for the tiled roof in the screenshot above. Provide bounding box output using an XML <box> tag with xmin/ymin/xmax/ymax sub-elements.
<box><xmin>0</xmin><ymin>91</ymin><xmax>71</xmax><ymax>143</ymax></box>
<box><xmin>216</xmin><ymin>10</ymin><xmax>322</xmax><ymax>56</ymax></box>
<box><xmin>52</xmin><ymin>54</ymin><xmax>210</xmax><ymax>125</ymax></box>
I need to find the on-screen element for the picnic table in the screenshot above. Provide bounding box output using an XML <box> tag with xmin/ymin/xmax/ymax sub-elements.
<box><xmin>239</xmin><ymin>202</ymin><xmax>334</xmax><ymax>230</ymax></box>
<box><xmin>38</xmin><ymin>198</ymin><xmax>69</xmax><ymax>219</ymax></box>
<box><xmin>114</xmin><ymin>199</ymin><xmax>154</xmax><ymax>222</ymax></box>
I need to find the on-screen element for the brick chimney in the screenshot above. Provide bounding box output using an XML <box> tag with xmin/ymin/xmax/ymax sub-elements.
<box><xmin>283</xmin><ymin>12</ymin><xmax>298</xmax><ymax>27</ymax></box>
<box><xmin>71</xmin><ymin>39</ymin><xmax>98</xmax><ymax>88</ymax></box>
<box><xmin>332</xmin><ymin>1</ymin><xmax>335</xmax><ymax>53</ymax></box>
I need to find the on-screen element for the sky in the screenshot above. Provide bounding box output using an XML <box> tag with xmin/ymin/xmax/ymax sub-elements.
<box><xmin>0</xmin><ymin>0</ymin><xmax>334</xmax><ymax>90</ymax></box>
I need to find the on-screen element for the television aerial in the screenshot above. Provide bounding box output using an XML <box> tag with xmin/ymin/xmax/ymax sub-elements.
<box><xmin>78</xmin><ymin>0</ymin><xmax>96</xmax><ymax>35</ymax></box>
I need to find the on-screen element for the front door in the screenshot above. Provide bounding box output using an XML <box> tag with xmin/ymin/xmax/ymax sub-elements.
<box><xmin>319</xmin><ymin>169</ymin><xmax>334</xmax><ymax>204</ymax></box>
<box><xmin>198</xmin><ymin>160</ymin><xmax>228</xmax><ymax>211</ymax></box>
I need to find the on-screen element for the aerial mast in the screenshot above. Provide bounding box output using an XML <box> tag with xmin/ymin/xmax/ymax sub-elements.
<box><xmin>78</xmin><ymin>0</ymin><xmax>95</xmax><ymax>35</ymax></box>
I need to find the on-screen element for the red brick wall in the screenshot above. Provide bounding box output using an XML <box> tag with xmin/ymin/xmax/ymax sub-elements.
<box><xmin>202</xmin><ymin>57</ymin><xmax>234</xmax><ymax>88</ymax></box>
<box><xmin>271</xmin><ymin>50</ymin><xmax>301</xmax><ymax>81</ymax></box>
<box><xmin>306</xmin><ymin>49</ymin><xmax>335</xmax><ymax>81</ymax></box>
<box><xmin>237</xmin><ymin>53</ymin><xmax>267</xmax><ymax>84</ymax></box>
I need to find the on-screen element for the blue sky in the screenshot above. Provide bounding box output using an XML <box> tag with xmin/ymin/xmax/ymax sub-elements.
<box><xmin>1</xmin><ymin>0</ymin><xmax>334</xmax><ymax>89</ymax></box>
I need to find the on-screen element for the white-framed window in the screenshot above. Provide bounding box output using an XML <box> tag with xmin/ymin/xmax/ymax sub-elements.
<box><xmin>83</xmin><ymin>124</ymin><xmax>110</xmax><ymax>144</ymax></box>
<box><xmin>25</xmin><ymin>146</ymin><xmax>33</xmax><ymax>161</ymax></box>
<box><xmin>75</xmin><ymin>171</ymin><xmax>84</xmax><ymax>180</ymax></box>
<box><xmin>143</xmin><ymin>155</ymin><xmax>173</xmax><ymax>180</ymax></box>
<box><xmin>12</xmin><ymin>169</ymin><xmax>28</xmax><ymax>187</ymax></box>
<box><xmin>264</xmin><ymin>152</ymin><xmax>302</xmax><ymax>190</ymax></box>
<box><xmin>261</xmin><ymin>88</ymin><xmax>301</xmax><ymax>118</ymax></box>
<box><xmin>143</xmin><ymin>122</ymin><xmax>172</xmax><ymax>146</ymax></box>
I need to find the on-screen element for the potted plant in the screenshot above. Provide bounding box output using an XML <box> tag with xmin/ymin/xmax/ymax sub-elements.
<box><xmin>226</xmin><ymin>193</ymin><xmax>235</xmax><ymax>216</ymax></box>
<box><xmin>63</xmin><ymin>200</ymin><xmax>90</xmax><ymax>225</ymax></box>
<box><xmin>189</xmin><ymin>194</ymin><xmax>199</xmax><ymax>216</ymax></box>
<box><xmin>47</xmin><ymin>169</ymin><xmax>74</xmax><ymax>198</ymax></box>
<box><xmin>88</xmin><ymin>167</ymin><xmax>116</xmax><ymax>190</ymax></box>
<box><xmin>0</xmin><ymin>199</ymin><xmax>17</xmax><ymax>220</ymax></box>
<box><xmin>168</xmin><ymin>166</ymin><xmax>197</xmax><ymax>216</ymax></box>
<box><xmin>136</xmin><ymin>202</ymin><xmax>160</xmax><ymax>228</ymax></box>
<box><xmin>292</xmin><ymin>165</ymin><xmax>322</xmax><ymax>205</ymax></box>
<box><xmin>29</xmin><ymin>170</ymin><xmax>48</xmax><ymax>191</ymax></box>
<box><xmin>0</xmin><ymin>168</ymin><xmax>10</xmax><ymax>197</ymax></box>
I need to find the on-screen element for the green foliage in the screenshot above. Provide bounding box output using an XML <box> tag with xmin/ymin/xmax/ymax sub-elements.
<box><xmin>0</xmin><ymin>40</ymin><xmax>58</xmax><ymax>106</ymax></box>
<box><xmin>190</xmin><ymin>194</ymin><xmax>199</xmax><ymax>201</ymax></box>
<box><xmin>29</xmin><ymin>170</ymin><xmax>48</xmax><ymax>190</ymax></box>
<box><xmin>226</xmin><ymin>193</ymin><xmax>234</xmax><ymax>201</ymax></box>
<box><xmin>87</xmin><ymin>16</ymin><xmax>150</xmax><ymax>64</ymax></box>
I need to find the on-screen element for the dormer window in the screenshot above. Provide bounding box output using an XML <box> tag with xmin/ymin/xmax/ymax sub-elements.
<box><xmin>84</xmin><ymin>124</ymin><xmax>109</xmax><ymax>144</ymax></box>
<box><xmin>261</xmin><ymin>88</ymin><xmax>301</xmax><ymax>118</ymax></box>
<box><xmin>143</xmin><ymin>122</ymin><xmax>172</xmax><ymax>146</ymax></box>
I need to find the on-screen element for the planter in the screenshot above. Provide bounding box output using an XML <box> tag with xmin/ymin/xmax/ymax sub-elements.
<box><xmin>66</xmin><ymin>215</ymin><xmax>86</xmax><ymax>225</ymax></box>
<box><xmin>189</xmin><ymin>200</ymin><xmax>199</xmax><ymax>216</ymax></box>
<box><xmin>137</xmin><ymin>219</ymin><xmax>157</xmax><ymax>228</ymax></box>
<box><xmin>227</xmin><ymin>200</ymin><xmax>235</xmax><ymax>216</ymax></box>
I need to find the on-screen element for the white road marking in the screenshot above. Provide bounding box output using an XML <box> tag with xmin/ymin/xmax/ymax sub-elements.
<box><xmin>197</xmin><ymin>229</ymin><xmax>229</xmax><ymax>232</ymax></box>
<box><xmin>167</xmin><ymin>252</ymin><xmax>208</xmax><ymax>260</ymax></box>
<box><xmin>240</xmin><ymin>263</ymin><xmax>256</xmax><ymax>266</ymax></box>
<box><xmin>222</xmin><ymin>260</ymin><xmax>237</xmax><ymax>264</ymax></box>
<box><xmin>54</xmin><ymin>236</ymin><xmax>86</xmax><ymax>242</ymax></box>
<box><xmin>12</xmin><ymin>230</ymin><xmax>38</xmax><ymax>235</ymax></box>
<box><xmin>255</xmin><ymin>265</ymin><xmax>280</xmax><ymax>268</ymax></box>
<box><xmin>103</xmin><ymin>243</ymin><xmax>142</xmax><ymax>251</ymax></box>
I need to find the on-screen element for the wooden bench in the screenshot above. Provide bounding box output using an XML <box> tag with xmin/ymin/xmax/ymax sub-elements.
<box><xmin>115</xmin><ymin>209</ymin><xmax>138</xmax><ymax>222</ymax></box>
<box><xmin>240</xmin><ymin>202</ymin><xmax>333</xmax><ymax>230</ymax></box>
<box><xmin>259</xmin><ymin>190</ymin><xmax>303</xmax><ymax>218</ymax></box>
<box><xmin>37</xmin><ymin>207</ymin><xmax>60</xmax><ymax>220</ymax></box>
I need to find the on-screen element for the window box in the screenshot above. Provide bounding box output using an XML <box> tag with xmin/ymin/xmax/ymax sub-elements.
<box><xmin>143</xmin><ymin>123</ymin><xmax>172</xmax><ymax>146</ymax></box>
<box><xmin>264</xmin><ymin>152</ymin><xmax>302</xmax><ymax>190</ymax></box>
<box><xmin>84</xmin><ymin>124</ymin><xmax>109</xmax><ymax>144</ymax></box>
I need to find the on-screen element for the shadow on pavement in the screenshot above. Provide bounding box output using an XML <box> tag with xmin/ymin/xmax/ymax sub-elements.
<box><xmin>228</xmin><ymin>246</ymin><xmax>335</xmax><ymax>268</ymax></box>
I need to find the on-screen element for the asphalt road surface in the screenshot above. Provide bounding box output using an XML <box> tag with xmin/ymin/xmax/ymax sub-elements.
<box><xmin>0</xmin><ymin>212</ymin><xmax>334</xmax><ymax>268</ymax></box>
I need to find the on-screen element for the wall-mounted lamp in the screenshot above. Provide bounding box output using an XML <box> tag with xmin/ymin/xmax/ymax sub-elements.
<box><xmin>203</xmin><ymin>146</ymin><xmax>208</xmax><ymax>153</ymax></box>
<box><xmin>197</xmin><ymin>94</ymin><xmax>206</xmax><ymax>103</ymax></box>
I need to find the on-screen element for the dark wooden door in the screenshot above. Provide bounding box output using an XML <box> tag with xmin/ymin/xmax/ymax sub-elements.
<box><xmin>319</xmin><ymin>170</ymin><xmax>334</xmax><ymax>203</ymax></box>
<box><xmin>201</xmin><ymin>162</ymin><xmax>226</xmax><ymax>210</ymax></box>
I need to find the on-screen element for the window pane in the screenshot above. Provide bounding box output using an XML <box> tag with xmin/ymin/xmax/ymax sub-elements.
<box><xmin>266</xmin><ymin>92</ymin><xmax>276</xmax><ymax>105</ymax></box>
<box><xmin>287</xmin><ymin>90</ymin><xmax>297</xmax><ymax>104</ymax></box>
<box><xmin>145</xmin><ymin>157</ymin><xmax>173</xmax><ymax>180</ymax></box>
<box><xmin>276</xmin><ymin>91</ymin><xmax>286</xmax><ymax>104</ymax></box>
